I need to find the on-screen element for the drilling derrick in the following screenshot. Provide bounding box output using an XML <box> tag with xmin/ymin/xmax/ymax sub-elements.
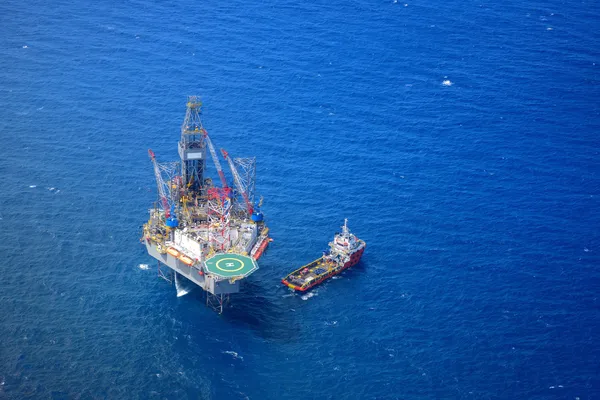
<box><xmin>179</xmin><ymin>96</ymin><xmax>207</xmax><ymax>194</ymax></box>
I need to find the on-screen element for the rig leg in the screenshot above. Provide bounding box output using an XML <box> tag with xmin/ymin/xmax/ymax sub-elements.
<box><xmin>206</xmin><ymin>292</ymin><xmax>229</xmax><ymax>314</ymax></box>
<box><xmin>157</xmin><ymin>261</ymin><xmax>173</xmax><ymax>284</ymax></box>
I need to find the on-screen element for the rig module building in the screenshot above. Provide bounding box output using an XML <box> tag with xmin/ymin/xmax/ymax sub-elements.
<box><xmin>142</xmin><ymin>96</ymin><xmax>270</xmax><ymax>312</ymax></box>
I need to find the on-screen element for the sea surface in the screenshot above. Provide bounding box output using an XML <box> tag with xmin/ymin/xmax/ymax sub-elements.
<box><xmin>1</xmin><ymin>0</ymin><xmax>599</xmax><ymax>398</ymax></box>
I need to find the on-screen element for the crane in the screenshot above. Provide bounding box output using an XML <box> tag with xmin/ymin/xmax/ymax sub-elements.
<box><xmin>148</xmin><ymin>149</ymin><xmax>178</xmax><ymax>227</ymax></box>
<box><xmin>202</xmin><ymin>128</ymin><xmax>228</xmax><ymax>189</ymax></box>
<box><xmin>221</xmin><ymin>149</ymin><xmax>254</xmax><ymax>215</ymax></box>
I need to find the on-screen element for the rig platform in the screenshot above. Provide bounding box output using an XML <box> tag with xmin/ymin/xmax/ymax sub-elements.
<box><xmin>142</xmin><ymin>96</ymin><xmax>270</xmax><ymax>313</ymax></box>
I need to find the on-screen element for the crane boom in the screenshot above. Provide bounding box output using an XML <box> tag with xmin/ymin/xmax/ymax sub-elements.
<box><xmin>221</xmin><ymin>149</ymin><xmax>254</xmax><ymax>215</ymax></box>
<box><xmin>202</xmin><ymin>129</ymin><xmax>228</xmax><ymax>189</ymax></box>
<box><xmin>148</xmin><ymin>149</ymin><xmax>171</xmax><ymax>217</ymax></box>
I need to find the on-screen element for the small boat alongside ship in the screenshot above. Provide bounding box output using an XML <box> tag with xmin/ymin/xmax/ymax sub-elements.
<box><xmin>282</xmin><ymin>219</ymin><xmax>365</xmax><ymax>292</ymax></box>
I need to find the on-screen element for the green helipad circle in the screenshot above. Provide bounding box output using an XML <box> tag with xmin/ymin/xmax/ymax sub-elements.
<box><xmin>204</xmin><ymin>253</ymin><xmax>258</xmax><ymax>278</ymax></box>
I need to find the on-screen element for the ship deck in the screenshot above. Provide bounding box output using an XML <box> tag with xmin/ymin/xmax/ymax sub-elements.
<box><xmin>282</xmin><ymin>257</ymin><xmax>338</xmax><ymax>290</ymax></box>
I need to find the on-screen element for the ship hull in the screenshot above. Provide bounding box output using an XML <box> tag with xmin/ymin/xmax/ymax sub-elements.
<box><xmin>282</xmin><ymin>246</ymin><xmax>365</xmax><ymax>292</ymax></box>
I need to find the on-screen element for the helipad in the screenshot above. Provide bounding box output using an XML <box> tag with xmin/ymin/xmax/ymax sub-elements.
<box><xmin>204</xmin><ymin>253</ymin><xmax>258</xmax><ymax>278</ymax></box>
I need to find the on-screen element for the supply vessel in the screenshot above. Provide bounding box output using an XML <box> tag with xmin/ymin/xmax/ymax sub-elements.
<box><xmin>142</xmin><ymin>96</ymin><xmax>270</xmax><ymax>312</ymax></box>
<box><xmin>282</xmin><ymin>220</ymin><xmax>365</xmax><ymax>292</ymax></box>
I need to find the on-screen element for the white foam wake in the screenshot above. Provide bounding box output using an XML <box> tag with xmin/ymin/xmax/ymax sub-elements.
<box><xmin>301</xmin><ymin>291</ymin><xmax>317</xmax><ymax>301</ymax></box>
<box><xmin>175</xmin><ymin>272</ymin><xmax>190</xmax><ymax>297</ymax></box>
<box><xmin>222</xmin><ymin>350</ymin><xmax>244</xmax><ymax>361</ymax></box>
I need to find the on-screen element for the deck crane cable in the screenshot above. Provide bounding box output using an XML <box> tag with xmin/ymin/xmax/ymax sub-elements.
<box><xmin>202</xmin><ymin>129</ymin><xmax>229</xmax><ymax>189</ymax></box>
<box><xmin>221</xmin><ymin>148</ymin><xmax>254</xmax><ymax>215</ymax></box>
<box><xmin>148</xmin><ymin>149</ymin><xmax>180</xmax><ymax>222</ymax></box>
<box><xmin>148</xmin><ymin>149</ymin><xmax>171</xmax><ymax>217</ymax></box>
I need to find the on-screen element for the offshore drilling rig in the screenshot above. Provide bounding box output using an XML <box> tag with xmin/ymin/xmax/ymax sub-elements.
<box><xmin>142</xmin><ymin>96</ymin><xmax>270</xmax><ymax>313</ymax></box>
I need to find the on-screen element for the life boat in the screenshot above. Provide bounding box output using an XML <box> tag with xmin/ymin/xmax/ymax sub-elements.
<box><xmin>167</xmin><ymin>247</ymin><xmax>180</xmax><ymax>257</ymax></box>
<box><xmin>179</xmin><ymin>255</ymin><xmax>194</xmax><ymax>265</ymax></box>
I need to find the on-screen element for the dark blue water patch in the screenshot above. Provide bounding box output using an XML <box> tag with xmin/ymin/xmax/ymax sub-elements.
<box><xmin>1</xmin><ymin>0</ymin><xmax>600</xmax><ymax>398</ymax></box>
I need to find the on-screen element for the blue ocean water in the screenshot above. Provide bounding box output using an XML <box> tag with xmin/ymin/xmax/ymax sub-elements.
<box><xmin>1</xmin><ymin>0</ymin><xmax>599</xmax><ymax>398</ymax></box>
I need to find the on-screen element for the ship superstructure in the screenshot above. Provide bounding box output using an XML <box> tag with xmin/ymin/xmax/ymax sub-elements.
<box><xmin>282</xmin><ymin>219</ymin><xmax>365</xmax><ymax>292</ymax></box>
<box><xmin>142</xmin><ymin>96</ymin><xmax>270</xmax><ymax>312</ymax></box>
